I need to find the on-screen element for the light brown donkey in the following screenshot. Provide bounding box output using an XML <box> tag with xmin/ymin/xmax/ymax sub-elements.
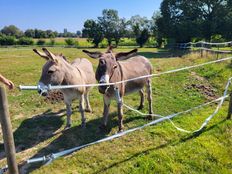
<box><xmin>34</xmin><ymin>48</ymin><xmax>95</xmax><ymax>129</ymax></box>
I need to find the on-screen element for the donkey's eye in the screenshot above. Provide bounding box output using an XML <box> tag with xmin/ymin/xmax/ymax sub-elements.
<box><xmin>48</xmin><ymin>70</ymin><xmax>54</xmax><ymax>74</ymax></box>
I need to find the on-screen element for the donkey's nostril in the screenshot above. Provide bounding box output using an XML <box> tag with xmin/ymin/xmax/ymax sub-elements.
<box><xmin>38</xmin><ymin>89</ymin><xmax>42</xmax><ymax>94</ymax></box>
<box><xmin>100</xmin><ymin>59</ymin><xmax>105</xmax><ymax>65</ymax></box>
<box><xmin>41</xmin><ymin>92</ymin><xmax>48</xmax><ymax>97</ymax></box>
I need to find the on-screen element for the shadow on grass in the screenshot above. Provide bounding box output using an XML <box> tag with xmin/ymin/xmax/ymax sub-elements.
<box><xmin>93</xmin><ymin>118</ymin><xmax>228</xmax><ymax>174</ymax></box>
<box><xmin>0</xmin><ymin>109</ymin><xmax>66</xmax><ymax>160</ymax></box>
<box><xmin>23</xmin><ymin>111</ymin><xmax>122</xmax><ymax>173</ymax></box>
<box><xmin>138</xmin><ymin>49</ymin><xmax>191</xmax><ymax>59</ymax></box>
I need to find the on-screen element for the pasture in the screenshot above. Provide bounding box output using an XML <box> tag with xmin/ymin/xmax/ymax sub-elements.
<box><xmin>0</xmin><ymin>47</ymin><xmax>231</xmax><ymax>173</ymax></box>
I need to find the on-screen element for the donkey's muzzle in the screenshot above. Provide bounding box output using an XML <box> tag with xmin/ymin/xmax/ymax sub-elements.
<box><xmin>38</xmin><ymin>89</ymin><xmax>48</xmax><ymax>97</ymax></box>
<box><xmin>98</xmin><ymin>82</ymin><xmax>110</xmax><ymax>94</ymax></box>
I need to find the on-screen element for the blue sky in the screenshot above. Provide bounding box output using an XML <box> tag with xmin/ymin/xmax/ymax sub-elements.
<box><xmin>0</xmin><ymin>0</ymin><xmax>162</xmax><ymax>32</ymax></box>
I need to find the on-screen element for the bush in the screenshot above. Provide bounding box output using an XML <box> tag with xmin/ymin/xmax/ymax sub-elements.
<box><xmin>49</xmin><ymin>39</ymin><xmax>55</xmax><ymax>45</ymax></box>
<box><xmin>0</xmin><ymin>35</ymin><xmax>16</xmax><ymax>45</ymax></box>
<box><xmin>37</xmin><ymin>39</ymin><xmax>46</xmax><ymax>45</ymax></box>
<box><xmin>118</xmin><ymin>38</ymin><xmax>137</xmax><ymax>46</ymax></box>
<box><xmin>17</xmin><ymin>37</ymin><xmax>34</xmax><ymax>45</ymax></box>
<box><xmin>99</xmin><ymin>38</ymin><xmax>108</xmax><ymax>48</ymax></box>
<box><xmin>211</xmin><ymin>34</ymin><xmax>225</xmax><ymax>43</ymax></box>
<box><xmin>65</xmin><ymin>38</ymin><xmax>78</xmax><ymax>46</ymax></box>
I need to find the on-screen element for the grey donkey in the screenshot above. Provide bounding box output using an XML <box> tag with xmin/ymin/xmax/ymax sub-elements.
<box><xmin>83</xmin><ymin>47</ymin><xmax>153</xmax><ymax>132</ymax></box>
<box><xmin>34</xmin><ymin>48</ymin><xmax>95</xmax><ymax>129</ymax></box>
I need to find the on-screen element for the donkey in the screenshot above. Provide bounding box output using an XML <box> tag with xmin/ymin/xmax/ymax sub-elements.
<box><xmin>33</xmin><ymin>48</ymin><xmax>95</xmax><ymax>129</ymax></box>
<box><xmin>83</xmin><ymin>47</ymin><xmax>153</xmax><ymax>132</ymax></box>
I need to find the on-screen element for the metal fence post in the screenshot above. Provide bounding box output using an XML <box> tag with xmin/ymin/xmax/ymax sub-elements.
<box><xmin>0</xmin><ymin>86</ymin><xmax>19</xmax><ymax>174</ymax></box>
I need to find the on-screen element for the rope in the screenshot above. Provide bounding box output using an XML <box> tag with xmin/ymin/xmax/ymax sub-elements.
<box><xmin>19</xmin><ymin>56</ymin><xmax>232</xmax><ymax>91</ymax></box>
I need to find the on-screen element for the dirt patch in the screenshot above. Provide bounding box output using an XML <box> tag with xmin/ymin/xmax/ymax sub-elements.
<box><xmin>45</xmin><ymin>90</ymin><xmax>64</xmax><ymax>104</ymax></box>
<box><xmin>186</xmin><ymin>72</ymin><xmax>218</xmax><ymax>100</ymax></box>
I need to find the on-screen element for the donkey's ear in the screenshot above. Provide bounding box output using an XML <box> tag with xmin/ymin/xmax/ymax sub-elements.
<box><xmin>33</xmin><ymin>49</ymin><xmax>49</xmax><ymax>60</ymax></box>
<box><xmin>115</xmin><ymin>49</ymin><xmax>138</xmax><ymax>61</ymax></box>
<box><xmin>106</xmin><ymin>45</ymin><xmax>114</xmax><ymax>53</ymax></box>
<box><xmin>42</xmin><ymin>48</ymin><xmax>58</xmax><ymax>63</ymax></box>
<box><xmin>82</xmin><ymin>50</ymin><xmax>102</xmax><ymax>59</ymax></box>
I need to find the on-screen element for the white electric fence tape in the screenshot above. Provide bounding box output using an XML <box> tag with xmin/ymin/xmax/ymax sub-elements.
<box><xmin>184</xmin><ymin>41</ymin><xmax>232</xmax><ymax>46</ymax></box>
<box><xmin>1</xmin><ymin>48</ymin><xmax>231</xmax><ymax>173</ymax></box>
<box><xmin>23</xmin><ymin>75</ymin><xmax>232</xmax><ymax>166</ymax></box>
<box><xmin>19</xmin><ymin>56</ymin><xmax>232</xmax><ymax>91</ymax></box>
<box><xmin>26</xmin><ymin>90</ymin><xmax>230</xmax><ymax>165</ymax></box>
<box><xmin>25</xmin><ymin>77</ymin><xmax>232</xmax><ymax>165</ymax></box>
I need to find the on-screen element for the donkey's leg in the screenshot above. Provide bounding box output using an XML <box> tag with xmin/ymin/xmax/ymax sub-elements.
<box><xmin>65</xmin><ymin>102</ymin><xmax>72</xmax><ymax>128</ymax></box>
<box><xmin>84</xmin><ymin>92</ymin><xmax>92</xmax><ymax>113</ymax></box>
<box><xmin>63</xmin><ymin>94</ymin><xmax>72</xmax><ymax>128</ymax></box>
<box><xmin>146</xmin><ymin>78</ymin><xmax>153</xmax><ymax>119</ymax></box>
<box><xmin>79</xmin><ymin>94</ymin><xmax>86</xmax><ymax>128</ymax></box>
<box><xmin>100</xmin><ymin>95</ymin><xmax>111</xmax><ymax>130</ymax></box>
<box><xmin>138</xmin><ymin>89</ymin><xmax>145</xmax><ymax>110</ymax></box>
<box><xmin>117</xmin><ymin>98</ymin><xmax>124</xmax><ymax>132</ymax></box>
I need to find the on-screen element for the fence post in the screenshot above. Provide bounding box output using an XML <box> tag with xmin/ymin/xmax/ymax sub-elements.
<box><xmin>227</xmin><ymin>93</ymin><xmax>232</xmax><ymax>119</ymax></box>
<box><xmin>217</xmin><ymin>45</ymin><xmax>219</xmax><ymax>59</ymax></box>
<box><xmin>0</xmin><ymin>86</ymin><xmax>19</xmax><ymax>174</ymax></box>
<box><xmin>200</xmin><ymin>43</ymin><xmax>203</xmax><ymax>58</ymax></box>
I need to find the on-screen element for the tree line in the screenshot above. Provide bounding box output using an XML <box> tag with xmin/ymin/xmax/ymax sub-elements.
<box><xmin>1</xmin><ymin>0</ymin><xmax>232</xmax><ymax>47</ymax></box>
<box><xmin>83</xmin><ymin>0</ymin><xmax>232</xmax><ymax>48</ymax></box>
<box><xmin>0</xmin><ymin>25</ymin><xmax>81</xmax><ymax>38</ymax></box>
<box><xmin>82</xmin><ymin>9</ymin><xmax>154</xmax><ymax>48</ymax></box>
<box><xmin>156</xmin><ymin>0</ymin><xmax>232</xmax><ymax>44</ymax></box>
<box><xmin>0</xmin><ymin>25</ymin><xmax>82</xmax><ymax>45</ymax></box>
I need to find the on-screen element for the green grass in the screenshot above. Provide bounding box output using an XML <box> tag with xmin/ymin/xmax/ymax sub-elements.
<box><xmin>0</xmin><ymin>47</ymin><xmax>231</xmax><ymax>173</ymax></box>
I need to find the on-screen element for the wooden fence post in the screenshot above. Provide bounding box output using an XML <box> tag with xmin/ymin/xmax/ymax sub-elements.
<box><xmin>0</xmin><ymin>86</ymin><xmax>19</xmax><ymax>174</ymax></box>
<box><xmin>200</xmin><ymin>43</ymin><xmax>203</xmax><ymax>58</ymax></box>
<box><xmin>227</xmin><ymin>93</ymin><xmax>232</xmax><ymax>119</ymax></box>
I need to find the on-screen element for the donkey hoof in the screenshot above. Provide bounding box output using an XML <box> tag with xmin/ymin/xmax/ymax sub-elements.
<box><xmin>146</xmin><ymin>115</ymin><xmax>154</xmax><ymax>120</ymax></box>
<box><xmin>99</xmin><ymin>124</ymin><xmax>107</xmax><ymax>130</ymax></box>
<box><xmin>137</xmin><ymin>105</ymin><xmax>144</xmax><ymax>110</ymax></box>
<box><xmin>85</xmin><ymin>108</ymin><xmax>92</xmax><ymax>113</ymax></box>
<box><xmin>117</xmin><ymin>128</ymin><xmax>124</xmax><ymax>133</ymax></box>
<box><xmin>64</xmin><ymin>124</ymin><xmax>71</xmax><ymax>130</ymax></box>
<box><xmin>81</xmin><ymin>122</ymin><xmax>86</xmax><ymax>128</ymax></box>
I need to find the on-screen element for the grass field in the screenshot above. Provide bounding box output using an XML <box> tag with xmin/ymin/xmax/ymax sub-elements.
<box><xmin>0</xmin><ymin>47</ymin><xmax>231</xmax><ymax>173</ymax></box>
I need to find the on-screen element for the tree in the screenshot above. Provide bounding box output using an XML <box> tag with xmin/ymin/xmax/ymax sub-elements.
<box><xmin>198</xmin><ymin>0</ymin><xmax>228</xmax><ymax>41</ymax></box>
<box><xmin>0</xmin><ymin>35</ymin><xmax>16</xmax><ymax>45</ymax></box>
<box><xmin>223</xmin><ymin>5</ymin><xmax>232</xmax><ymax>39</ymax></box>
<box><xmin>1</xmin><ymin>25</ymin><xmax>23</xmax><ymax>38</ymax></box>
<box><xmin>156</xmin><ymin>0</ymin><xmax>231</xmax><ymax>43</ymax></box>
<box><xmin>151</xmin><ymin>11</ymin><xmax>163</xmax><ymax>47</ymax></box>
<box><xmin>76</xmin><ymin>30</ymin><xmax>82</xmax><ymax>37</ymax></box>
<box><xmin>129</xmin><ymin>15</ymin><xmax>151</xmax><ymax>47</ymax></box>
<box><xmin>113</xmin><ymin>18</ymin><xmax>127</xmax><ymax>46</ymax></box>
<box><xmin>46</xmin><ymin>30</ymin><xmax>55</xmax><ymax>38</ymax></box>
<box><xmin>24</xmin><ymin>29</ymin><xmax>35</xmax><ymax>38</ymax></box>
<box><xmin>98</xmin><ymin>9</ymin><xmax>120</xmax><ymax>46</ymax></box>
<box><xmin>17</xmin><ymin>37</ymin><xmax>34</xmax><ymax>45</ymax></box>
<box><xmin>82</xmin><ymin>19</ymin><xmax>104</xmax><ymax>48</ymax></box>
<box><xmin>136</xmin><ymin>28</ymin><xmax>150</xmax><ymax>47</ymax></box>
<box><xmin>34</xmin><ymin>29</ymin><xmax>47</xmax><ymax>38</ymax></box>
